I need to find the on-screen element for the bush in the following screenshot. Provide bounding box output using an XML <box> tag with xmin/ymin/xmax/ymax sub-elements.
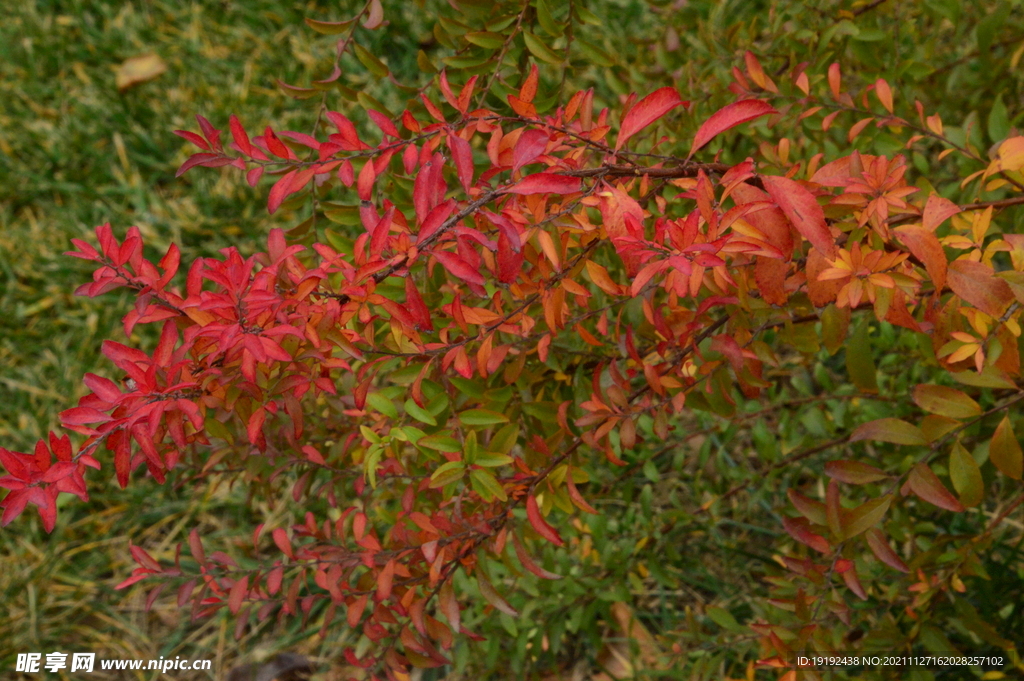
<box><xmin>3</xmin><ymin>1</ymin><xmax>1023</xmax><ymax>679</ymax></box>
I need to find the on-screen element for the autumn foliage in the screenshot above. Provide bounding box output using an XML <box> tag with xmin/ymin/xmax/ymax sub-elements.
<box><xmin>3</xmin><ymin>1</ymin><xmax>1024</xmax><ymax>678</ymax></box>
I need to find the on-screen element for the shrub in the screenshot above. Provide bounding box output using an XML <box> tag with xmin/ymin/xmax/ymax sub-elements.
<box><xmin>3</xmin><ymin>1</ymin><xmax>1023</xmax><ymax>679</ymax></box>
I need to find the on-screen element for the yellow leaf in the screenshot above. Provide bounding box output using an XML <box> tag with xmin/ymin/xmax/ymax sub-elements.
<box><xmin>115</xmin><ymin>53</ymin><xmax>167</xmax><ymax>92</ymax></box>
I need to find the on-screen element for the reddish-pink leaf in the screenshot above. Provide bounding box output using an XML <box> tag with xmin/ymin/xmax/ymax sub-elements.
<box><xmin>448</xmin><ymin>133</ymin><xmax>474</xmax><ymax>193</ymax></box>
<box><xmin>947</xmin><ymin>259</ymin><xmax>1014</xmax><ymax>317</ymax></box>
<box><xmin>507</xmin><ymin>173</ymin><xmax>581</xmax><ymax>195</ymax></box>
<box><xmin>511</xmin><ymin>532</ymin><xmax>562</xmax><ymax>579</ymax></box>
<box><xmin>525</xmin><ymin>495</ymin><xmax>563</xmax><ymax>546</ymax></box>
<box><xmin>761</xmin><ymin>175</ymin><xmax>836</xmax><ymax>260</ymax></box>
<box><xmin>781</xmin><ymin>516</ymin><xmax>831</xmax><ymax>554</ymax></box>
<box><xmin>565</xmin><ymin>470</ymin><xmax>598</xmax><ymax>514</ymax></box>
<box><xmin>616</xmin><ymin>87</ymin><xmax>686</xmax><ymax>150</ymax></box>
<box><xmin>433</xmin><ymin>250</ymin><xmax>485</xmax><ymax>286</ymax></box>
<box><xmin>512</xmin><ymin>129</ymin><xmax>549</xmax><ymax>175</ymax></box>
<box><xmin>688</xmin><ymin>99</ymin><xmax>777</xmax><ymax>158</ymax></box>
<box><xmin>438</xmin><ymin>581</ymin><xmax>460</xmax><ymax>631</ymax></box>
<box><xmin>228</xmin><ymin>114</ymin><xmax>252</xmax><ymax>155</ymax></box>
<box><xmin>824</xmin><ymin>460</ymin><xmax>889</xmax><ymax>485</ymax></box>
<box><xmin>114</xmin><ymin>572</ymin><xmax>151</xmax><ymax>590</ymax></box>
<box><xmin>175</xmin><ymin>153</ymin><xmax>221</xmax><ymax>177</ymax></box>
<box><xmin>272</xmin><ymin>527</ymin><xmax>294</xmax><ymax>559</ymax></box>
<box><xmin>376</xmin><ymin>559</ymin><xmax>395</xmax><ymax>601</ymax></box>
<box><xmin>267</xmin><ymin>170</ymin><xmax>297</xmax><ymax>214</ymax></box>
<box><xmin>477</xmin><ymin>574</ymin><xmax>519</xmax><ymax>617</ymax></box>
<box><xmin>908</xmin><ymin>463</ymin><xmax>964</xmax><ymax>512</ymax></box>
<box><xmin>228</xmin><ymin>575</ymin><xmax>248</xmax><ymax>614</ymax></box>
<box><xmin>923</xmin><ymin>194</ymin><xmax>960</xmax><ymax>231</ymax></box>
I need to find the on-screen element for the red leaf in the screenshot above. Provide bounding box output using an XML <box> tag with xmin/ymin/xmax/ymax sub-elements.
<box><xmin>433</xmin><ymin>250</ymin><xmax>485</xmax><ymax>286</ymax></box>
<box><xmin>114</xmin><ymin>572</ymin><xmax>151</xmax><ymax>590</ymax></box>
<box><xmin>616</xmin><ymin>87</ymin><xmax>686</xmax><ymax>150</ymax></box>
<box><xmin>507</xmin><ymin>173</ymin><xmax>581</xmax><ymax>195</ymax></box>
<box><xmin>367</xmin><ymin>109</ymin><xmax>399</xmax><ymax>138</ymax></box>
<box><xmin>525</xmin><ymin>495</ymin><xmax>563</xmax><ymax>546</ymax></box>
<box><xmin>754</xmin><ymin>256</ymin><xmax>788</xmax><ymax>305</ymax></box>
<box><xmin>688</xmin><ymin>99</ymin><xmax>777</xmax><ymax>157</ymax></box>
<box><xmin>60</xmin><ymin>406</ymin><xmax>113</xmax><ymax>426</ymax></box>
<box><xmin>267</xmin><ymin>170</ymin><xmax>297</xmax><ymax>214</ymax></box>
<box><xmin>895</xmin><ymin>226</ymin><xmax>947</xmax><ymax>290</ymax></box>
<box><xmin>908</xmin><ymin>463</ymin><xmax>964</xmax><ymax>512</ymax></box>
<box><xmin>761</xmin><ymin>175</ymin><xmax>836</xmax><ymax>260</ymax></box>
<box><xmin>247</xmin><ymin>407</ymin><xmax>266</xmax><ymax>446</ymax></box>
<box><xmin>947</xmin><ymin>259</ymin><xmax>1014</xmax><ymax>317</ymax></box>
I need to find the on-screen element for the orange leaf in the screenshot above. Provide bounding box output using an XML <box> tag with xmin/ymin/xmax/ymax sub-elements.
<box><xmin>908</xmin><ymin>463</ymin><xmax>964</xmax><ymax>512</ymax></box>
<box><xmin>617</xmin><ymin>87</ymin><xmax>687</xmax><ymax>150</ymax></box>
<box><xmin>923</xmin><ymin>194</ymin><xmax>960</xmax><ymax>231</ymax></box>
<box><xmin>438</xmin><ymin>581</ymin><xmax>460</xmax><ymax>631</ymax></box>
<box><xmin>762</xmin><ymin>176</ymin><xmax>836</xmax><ymax>260</ymax></box>
<box><xmin>688</xmin><ymin>99</ymin><xmax>777</xmax><ymax>158</ymax></box>
<box><xmin>874</xmin><ymin>78</ymin><xmax>893</xmax><ymax>114</ymax></box>
<box><xmin>526</xmin><ymin>494</ymin><xmax>564</xmax><ymax>546</ymax></box>
<box><xmin>565</xmin><ymin>468</ymin><xmax>598</xmax><ymax>514</ymax></box>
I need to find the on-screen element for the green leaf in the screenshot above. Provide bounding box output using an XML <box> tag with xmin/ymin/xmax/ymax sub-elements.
<box><xmin>523</xmin><ymin>31</ymin><xmax>563</xmax><ymax>65</ymax></box>
<box><xmin>845</xmin><ymin>322</ymin><xmax>878</xmax><ymax>393</ymax></box>
<box><xmin>706</xmin><ymin>607</ymin><xmax>744</xmax><ymax>633</ymax></box>
<box><xmin>850</xmin><ymin>418</ymin><xmax>927</xmax><ymax>446</ymax></box>
<box><xmin>474</xmin><ymin>451</ymin><xmax>513</xmax><ymax>467</ymax></box>
<box><xmin>842</xmin><ymin>495</ymin><xmax>892</xmax><ymax>539</ymax></box>
<box><xmin>536</xmin><ymin>0</ymin><xmax>563</xmax><ymax>37</ymax></box>
<box><xmin>418</xmin><ymin>434</ymin><xmax>462</xmax><ymax>453</ymax></box>
<box><xmin>950</xmin><ymin>442</ymin><xmax>984</xmax><ymax>507</ymax></box>
<box><xmin>820</xmin><ymin>304</ymin><xmax>850</xmax><ymax>356</ymax></box>
<box><xmin>465</xmin><ymin>31</ymin><xmax>505</xmax><ymax>49</ymax></box>
<box><xmin>430</xmin><ymin>461</ymin><xmax>466</xmax><ymax>488</ymax></box>
<box><xmin>990</xmin><ymin>415</ymin><xmax>1023</xmax><ymax>479</ymax></box>
<box><xmin>912</xmin><ymin>384</ymin><xmax>980</xmax><ymax>419</ymax></box>
<box><xmin>353</xmin><ymin>42</ymin><xmax>390</xmax><ymax>78</ymax></box>
<box><xmin>574</xmin><ymin>4</ymin><xmax>601</xmax><ymax>25</ymax></box>
<box><xmin>489</xmin><ymin>423</ymin><xmax>520</xmax><ymax>454</ymax></box>
<box><xmin>404</xmin><ymin>399</ymin><xmax>437</xmax><ymax>426</ymax></box>
<box><xmin>367</xmin><ymin>392</ymin><xmax>398</xmax><ymax>419</ymax></box>
<box><xmin>576</xmin><ymin>39</ymin><xmax>614</xmax><ymax>66</ymax></box>
<box><xmin>459</xmin><ymin>409</ymin><xmax>510</xmax><ymax>426</ymax></box>
<box><xmin>950</xmin><ymin>367</ymin><xmax>1017</xmax><ymax>389</ymax></box>
<box><xmin>449</xmin><ymin>376</ymin><xmax>486</xmax><ymax>398</ymax></box>
<box><xmin>470</xmin><ymin>468</ymin><xmax>507</xmax><ymax>501</ymax></box>
<box><xmin>989</xmin><ymin>94</ymin><xmax>1010</xmax><ymax>143</ymax></box>
<box><xmin>364</xmin><ymin>444</ymin><xmax>383</xmax><ymax>489</ymax></box>
<box><xmin>305</xmin><ymin>17</ymin><xmax>356</xmax><ymax>35</ymax></box>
